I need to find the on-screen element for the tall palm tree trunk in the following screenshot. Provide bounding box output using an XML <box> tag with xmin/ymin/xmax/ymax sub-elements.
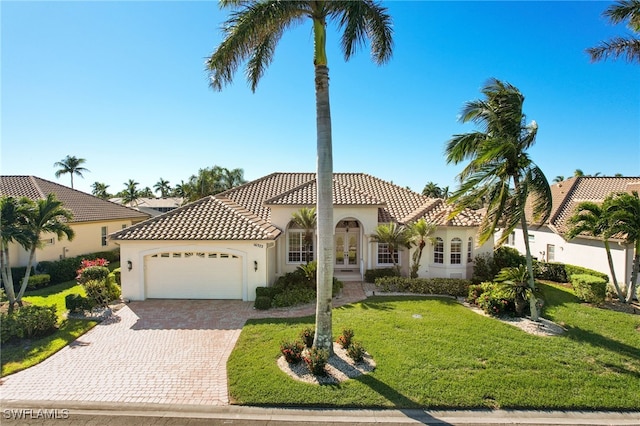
<box><xmin>16</xmin><ymin>247</ymin><xmax>37</xmax><ymax>304</ymax></box>
<box><xmin>627</xmin><ymin>242</ymin><xmax>639</xmax><ymax>303</ymax></box>
<box><xmin>520</xmin><ymin>216</ymin><xmax>540</xmax><ymax>321</ymax></box>
<box><xmin>1</xmin><ymin>245</ymin><xmax>17</xmax><ymax>309</ymax></box>
<box><xmin>313</xmin><ymin>63</ymin><xmax>334</xmax><ymax>354</ymax></box>
<box><xmin>603</xmin><ymin>239</ymin><xmax>624</xmax><ymax>301</ymax></box>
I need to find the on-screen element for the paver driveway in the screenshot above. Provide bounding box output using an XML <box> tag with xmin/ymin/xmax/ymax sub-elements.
<box><xmin>0</xmin><ymin>300</ymin><xmax>254</xmax><ymax>406</ymax></box>
<box><xmin>0</xmin><ymin>283</ymin><xmax>366</xmax><ymax>406</ymax></box>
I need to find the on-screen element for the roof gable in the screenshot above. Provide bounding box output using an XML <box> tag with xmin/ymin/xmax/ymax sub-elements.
<box><xmin>0</xmin><ymin>176</ymin><xmax>149</xmax><ymax>223</ymax></box>
<box><xmin>264</xmin><ymin>177</ymin><xmax>383</xmax><ymax>206</ymax></box>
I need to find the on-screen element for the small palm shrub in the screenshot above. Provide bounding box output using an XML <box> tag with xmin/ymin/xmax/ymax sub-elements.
<box><xmin>300</xmin><ymin>327</ymin><xmax>315</xmax><ymax>348</ymax></box>
<box><xmin>495</xmin><ymin>265</ymin><xmax>532</xmax><ymax>317</ymax></box>
<box><xmin>280</xmin><ymin>340</ymin><xmax>305</xmax><ymax>364</ymax></box>
<box><xmin>346</xmin><ymin>341</ymin><xmax>366</xmax><ymax>363</ymax></box>
<box><xmin>304</xmin><ymin>347</ymin><xmax>329</xmax><ymax>376</ymax></box>
<box><xmin>336</xmin><ymin>328</ymin><xmax>354</xmax><ymax>349</ymax></box>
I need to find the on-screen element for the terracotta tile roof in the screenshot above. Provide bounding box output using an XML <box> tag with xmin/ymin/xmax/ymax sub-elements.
<box><xmin>530</xmin><ymin>176</ymin><xmax>640</xmax><ymax>235</ymax></box>
<box><xmin>112</xmin><ymin>172</ymin><xmax>484</xmax><ymax>241</ymax></box>
<box><xmin>404</xmin><ymin>199</ymin><xmax>484</xmax><ymax>227</ymax></box>
<box><xmin>110</xmin><ymin>196</ymin><xmax>281</xmax><ymax>241</ymax></box>
<box><xmin>0</xmin><ymin>176</ymin><xmax>149</xmax><ymax>223</ymax></box>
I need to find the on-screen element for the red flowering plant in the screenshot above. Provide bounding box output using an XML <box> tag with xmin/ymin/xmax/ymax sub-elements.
<box><xmin>336</xmin><ymin>328</ymin><xmax>354</xmax><ymax>349</ymax></box>
<box><xmin>280</xmin><ymin>340</ymin><xmax>305</xmax><ymax>364</ymax></box>
<box><xmin>76</xmin><ymin>258</ymin><xmax>110</xmax><ymax>283</ymax></box>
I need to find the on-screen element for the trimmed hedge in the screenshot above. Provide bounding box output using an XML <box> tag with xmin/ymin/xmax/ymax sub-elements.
<box><xmin>364</xmin><ymin>268</ymin><xmax>398</xmax><ymax>283</ymax></box>
<box><xmin>9</xmin><ymin>267</ymin><xmax>35</xmax><ymax>287</ymax></box>
<box><xmin>35</xmin><ymin>249</ymin><xmax>120</xmax><ymax>285</ymax></box>
<box><xmin>571</xmin><ymin>274</ymin><xmax>607</xmax><ymax>304</ymax></box>
<box><xmin>65</xmin><ymin>294</ymin><xmax>96</xmax><ymax>313</ymax></box>
<box><xmin>374</xmin><ymin>277</ymin><xmax>471</xmax><ymax>297</ymax></box>
<box><xmin>533</xmin><ymin>261</ymin><xmax>609</xmax><ymax>284</ymax></box>
<box><xmin>26</xmin><ymin>274</ymin><xmax>51</xmax><ymax>290</ymax></box>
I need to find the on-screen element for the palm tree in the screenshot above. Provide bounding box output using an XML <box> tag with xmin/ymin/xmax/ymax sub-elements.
<box><xmin>422</xmin><ymin>182</ymin><xmax>442</xmax><ymax>198</ymax></box>
<box><xmin>91</xmin><ymin>182</ymin><xmax>110</xmax><ymax>199</ymax></box>
<box><xmin>122</xmin><ymin>179</ymin><xmax>140</xmax><ymax>206</ymax></box>
<box><xmin>495</xmin><ymin>265</ymin><xmax>531</xmax><ymax>317</ymax></box>
<box><xmin>206</xmin><ymin>0</ymin><xmax>393</xmax><ymax>352</ymax></box>
<box><xmin>605</xmin><ymin>191</ymin><xmax>640</xmax><ymax>303</ymax></box>
<box><xmin>574</xmin><ymin>169</ymin><xmax>585</xmax><ymax>177</ymax></box>
<box><xmin>220</xmin><ymin>168</ymin><xmax>246</xmax><ymax>192</ymax></box>
<box><xmin>566</xmin><ymin>200</ymin><xmax>624</xmax><ymax>301</ymax></box>
<box><xmin>407</xmin><ymin>218</ymin><xmax>436</xmax><ymax>278</ymax></box>
<box><xmin>587</xmin><ymin>0</ymin><xmax>640</xmax><ymax>64</ymax></box>
<box><xmin>552</xmin><ymin>176</ymin><xmax>565</xmax><ymax>183</ymax></box>
<box><xmin>140</xmin><ymin>187</ymin><xmax>154</xmax><ymax>198</ymax></box>
<box><xmin>16</xmin><ymin>194</ymin><xmax>74</xmax><ymax>305</ymax></box>
<box><xmin>291</xmin><ymin>207</ymin><xmax>317</xmax><ymax>263</ymax></box>
<box><xmin>53</xmin><ymin>155</ymin><xmax>90</xmax><ymax>189</ymax></box>
<box><xmin>445</xmin><ymin>78</ymin><xmax>552</xmax><ymax>321</ymax></box>
<box><xmin>371</xmin><ymin>223</ymin><xmax>411</xmax><ymax>275</ymax></box>
<box><xmin>0</xmin><ymin>196</ymin><xmax>33</xmax><ymax>310</ymax></box>
<box><xmin>154</xmin><ymin>178</ymin><xmax>172</xmax><ymax>197</ymax></box>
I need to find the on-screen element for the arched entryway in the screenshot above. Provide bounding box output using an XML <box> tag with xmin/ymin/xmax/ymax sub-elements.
<box><xmin>334</xmin><ymin>219</ymin><xmax>361</xmax><ymax>273</ymax></box>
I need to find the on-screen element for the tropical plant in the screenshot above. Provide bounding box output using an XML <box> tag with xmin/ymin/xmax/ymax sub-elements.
<box><xmin>371</xmin><ymin>223</ymin><xmax>411</xmax><ymax>275</ymax></box>
<box><xmin>53</xmin><ymin>155</ymin><xmax>89</xmax><ymax>189</ymax></box>
<box><xmin>566</xmin><ymin>200</ymin><xmax>624</xmax><ymax>301</ymax></box>
<box><xmin>422</xmin><ymin>182</ymin><xmax>442</xmax><ymax>198</ymax></box>
<box><xmin>407</xmin><ymin>218</ymin><xmax>436</xmax><ymax>278</ymax></box>
<box><xmin>16</xmin><ymin>194</ymin><xmax>74</xmax><ymax>305</ymax></box>
<box><xmin>139</xmin><ymin>187</ymin><xmax>154</xmax><ymax>198</ymax></box>
<box><xmin>121</xmin><ymin>179</ymin><xmax>140</xmax><ymax>206</ymax></box>
<box><xmin>219</xmin><ymin>168</ymin><xmax>247</xmax><ymax>192</ymax></box>
<box><xmin>495</xmin><ymin>265</ymin><xmax>532</xmax><ymax>317</ymax></box>
<box><xmin>154</xmin><ymin>178</ymin><xmax>172</xmax><ymax>197</ymax></box>
<box><xmin>605</xmin><ymin>191</ymin><xmax>640</xmax><ymax>302</ymax></box>
<box><xmin>0</xmin><ymin>197</ymin><xmax>32</xmax><ymax>310</ymax></box>
<box><xmin>587</xmin><ymin>0</ymin><xmax>640</xmax><ymax>64</ymax></box>
<box><xmin>552</xmin><ymin>176</ymin><xmax>565</xmax><ymax>183</ymax></box>
<box><xmin>206</xmin><ymin>0</ymin><xmax>393</xmax><ymax>352</ymax></box>
<box><xmin>445</xmin><ymin>78</ymin><xmax>552</xmax><ymax>321</ymax></box>
<box><xmin>291</xmin><ymin>207</ymin><xmax>317</xmax><ymax>263</ymax></box>
<box><xmin>91</xmin><ymin>182</ymin><xmax>111</xmax><ymax>199</ymax></box>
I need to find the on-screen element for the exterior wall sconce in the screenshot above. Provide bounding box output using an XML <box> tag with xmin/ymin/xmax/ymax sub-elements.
<box><xmin>127</xmin><ymin>260</ymin><xmax>133</xmax><ymax>271</ymax></box>
<box><xmin>254</xmin><ymin>260</ymin><xmax>258</xmax><ymax>272</ymax></box>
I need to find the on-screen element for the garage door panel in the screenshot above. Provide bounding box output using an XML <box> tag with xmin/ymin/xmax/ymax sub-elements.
<box><xmin>145</xmin><ymin>251</ymin><xmax>242</xmax><ymax>299</ymax></box>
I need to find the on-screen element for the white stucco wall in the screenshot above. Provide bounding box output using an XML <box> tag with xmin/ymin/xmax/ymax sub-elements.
<box><xmin>8</xmin><ymin>219</ymin><xmax>136</xmax><ymax>268</ymax></box>
<box><xmin>505</xmin><ymin>226</ymin><xmax>633</xmax><ymax>285</ymax></box>
<box><xmin>118</xmin><ymin>240</ymin><xmax>272</xmax><ymax>301</ymax></box>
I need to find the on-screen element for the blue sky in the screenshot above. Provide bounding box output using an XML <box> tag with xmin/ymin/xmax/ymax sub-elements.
<box><xmin>2</xmin><ymin>1</ymin><xmax>639</xmax><ymax>196</ymax></box>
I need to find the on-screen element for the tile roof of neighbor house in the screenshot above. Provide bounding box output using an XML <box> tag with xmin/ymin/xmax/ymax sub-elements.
<box><xmin>529</xmin><ymin>176</ymin><xmax>640</xmax><ymax>236</ymax></box>
<box><xmin>110</xmin><ymin>197</ymin><xmax>184</xmax><ymax>209</ymax></box>
<box><xmin>0</xmin><ymin>176</ymin><xmax>149</xmax><ymax>223</ymax></box>
<box><xmin>110</xmin><ymin>172</ymin><xmax>484</xmax><ymax>241</ymax></box>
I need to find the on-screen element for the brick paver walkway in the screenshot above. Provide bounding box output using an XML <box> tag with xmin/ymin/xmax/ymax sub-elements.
<box><xmin>0</xmin><ymin>282</ymin><xmax>367</xmax><ymax>406</ymax></box>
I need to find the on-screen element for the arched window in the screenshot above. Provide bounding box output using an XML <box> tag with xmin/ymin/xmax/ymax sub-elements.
<box><xmin>467</xmin><ymin>237</ymin><xmax>473</xmax><ymax>262</ymax></box>
<box><xmin>433</xmin><ymin>237</ymin><xmax>444</xmax><ymax>264</ymax></box>
<box><xmin>451</xmin><ymin>238</ymin><xmax>462</xmax><ymax>264</ymax></box>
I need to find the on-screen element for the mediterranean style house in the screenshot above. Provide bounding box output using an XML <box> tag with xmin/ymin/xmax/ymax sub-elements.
<box><xmin>0</xmin><ymin>176</ymin><xmax>149</xmax><ymax>267</ymax></box>
<box><xmin>111</xmin><ymin>172</ymin><xmax>492</xmax><ymax>301</ymax></box>
<box><xmin>505</xmin><ymin>176</ymin><xmax>640</xmax><ymax>285</ymax></box>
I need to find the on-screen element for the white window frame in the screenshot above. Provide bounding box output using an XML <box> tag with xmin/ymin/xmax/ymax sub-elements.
<box><xmin>451</xmin><ymin>238</ymin><xmax>462</xmax><ymax>265</ymax></box>
<box><xmin>507</xmin><ymin>232</ymin><xmax>516</xmax><ymax>246</ymax></box>
<box><xmin>467</xmin><ymin>237</ymin><xmax>473</xmax><ymax>263</ymax></box>
<box><xmin>547</xmin><ymin>244</ymin><xmax>555</xmax><ymax>262</ymax></box>
<box><xmin>433</xmin><ymin>237</ymin><xmax>444</xmax><ymax>264</ymax></box>
<box><xmin>287</xmin><ymin>230</ymin><xmax>314</xmax><ymax>264</ymax></box>
<box><xmin>377</xmin><ymin>243</ymin><xmax>399</xmax><ymax>266</ymax></box>
<box><xmin>101</xmin><ymin>226</ymin><xmax>108</xmax><ymax>246</ymax></box>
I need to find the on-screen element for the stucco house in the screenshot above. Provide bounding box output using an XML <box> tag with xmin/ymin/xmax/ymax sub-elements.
<box><xmin>111</xmin><ymin>172</ymin><xmax>492</xmax><ymax>302</ymax></box>
<box><xmin>504</xmin><ymin>176</ymin><xmax>640</xmax><ymax>285</ymax></box>
<box><xmin>0</xmin><ymin>176</ymin><xmax>149</xmax><ymax>267</ymax></box>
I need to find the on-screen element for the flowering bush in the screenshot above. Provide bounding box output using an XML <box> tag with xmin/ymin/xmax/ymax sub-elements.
<box><xmin>477</xmin><ymin>288</ymin><xmax>514</xmax><ymax>317</ymax></box>
<box><xmin>346</xmin><ymin>341</ymin><xmax>366</xmax><ymax>363</ymax></box>
<box><xmin>76</xmin><ymin>258</ymin><xmax>109</xmax><ymax>283</ymax></box>
<box><xmin>300</xmin><ymin>327</ymin><xmax>315</xmax><ymax>348</ymax></box>
<box><xmin>303</xmin><ymin>347</ymin><xmax>329</xmax><ymax>376</ymax></box>
<box><xmin>280</xmin><ymin>340</ymin><xmax>305</xmax><ymax>364</ymax></box>
<box><xmin>336</xmin><ymin>328</ymin><xmax>354</xmax><ymax>349</ymax></box>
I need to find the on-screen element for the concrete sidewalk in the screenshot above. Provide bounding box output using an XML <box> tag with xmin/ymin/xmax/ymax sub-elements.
<box><xmin>1</xmin><ymin>401</ymin><xmax>639</xmax><ymax>425</ymax></box>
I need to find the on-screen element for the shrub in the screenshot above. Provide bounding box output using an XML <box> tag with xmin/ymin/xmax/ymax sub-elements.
<box><xmin>467</xmin><ymin>282</ymin><xmax>493</xmax><ymax>305</ymax></box>
<box><xmin>346</xmin><ymin>341</ymin><xmax>366</xmax><ymax>363</ymax></box>
<box><xmin>477</xmin><ymin>286</ymin><xmax>514</xmax><ymax>317</ymax></box>
<box><xmin>0</xmin><ymin>305</ymin><xmax>57</xmax><ymax>343</ymax></box>
<box><xmin>254</xmin><ymin>296</ymin><xmax>272</xmax><ymax>310</ymax></box>
<box><xmin>364</xmin><ymin>268</ymin><xmax>397</xmax><ymax>283</ymax></box>
<box><xmin>571</xmin><ymin>274</ymin><xmax>607</xmax><ymax>305</ymax></box>
<box><xmin>533</xmin><ymin>261</ymin><xmax>568</xmax><ymax>282</ymax></box>
<box><xmin>77</xmin><ymin>266</ymin><xmax>110</xmax><ymax>284</ymax></box>
<box><xmin>112</xmin><ymin>267</ymin><xmax>121</xmax><ymax>285</ymax></box>
<box><xmin>374</xmin><ymin>277</ymin><xmax>471</xmax><ymax>297</ymax></box>
<box><xmin>297</xmin><ymin>261</ymin><xmax>317</xmax><ymax>283</ymax></box>
<box><xmin>65</xmin><ymin>294</ymin><xmax>96</xmax><ymax>313</ymax></box>
<box><xmin>26</xmin><ymin>274</ymin><xmax>51</xmax><ymax>290</ymax></box>
<box><xmin>36</xmin><ymin>258</ymin><xmax>82</xmax><ymax>284</ymax></box>
<box><xmin>472</xmin><ymin>247</ymin><xmax>526</xmax><ymax>284</ymax></box>
<box><xmin>10</xmin><ymin>267</ymin><xmax>35</xmax><ymax>288</ymax></box>
<box><xmin>256</xmin><ymin>286</ymin><xmax>276</xmax><ymax>299</ymax></box>
<box><xmin>83</xmin><ymin>249</ymin><xmax>120</xmax><ymax>263</ymax></box>
<box><xmin>83</xmin><ymin>279</ymin><xmax>112</xmax><ymax>307</ymax></box>
<box><xmin>272</xmin><ymin>287</ymin><xmax>316</xmax><ymax>308</ymax></box>
<box><xmin>280</xmin><ymin>340</ymin><xmax>305</xmax><ymax>364</ymax></box>
<box><xmin>337</xmin><ymin>328</ymin><xmax>354</xmax><ymax>349</ymax></box>
<box><xmin>564</xmin><ymin>265</ymin><xmax>608</xmax><ymax>283</ymax></box>
<box><xmin>332</xmin><ymin>278</ymin><xmax>343</xmax><ymax>297</ymax></box>
<box><xmin>304</xmin><ymin>347</ymin><xmax>329</xmax><ymax>376</ymax></box>
<box><xmin>300</xmin><ymin>327</ymin><xmax>315</xmax><ymax>348</ymax></box>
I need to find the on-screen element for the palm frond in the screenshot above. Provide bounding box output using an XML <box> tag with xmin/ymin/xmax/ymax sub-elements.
<box><xmin>603</xmin><ymin>0</ymin><xmax>640</xmax><ymax>28</ymax></box>
<box><xmin>586</xmin><ymin>36</ymin><xmax>640</xmax><ymax>63</ymax></box>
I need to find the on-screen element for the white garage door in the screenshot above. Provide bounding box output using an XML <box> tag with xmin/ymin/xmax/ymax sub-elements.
<box><xmin>145</xmin><ymin>251</ymin><xmax>242</xmax><ymax>299</ymax></box>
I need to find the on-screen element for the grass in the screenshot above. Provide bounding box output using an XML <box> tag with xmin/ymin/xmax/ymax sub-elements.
<box><xmin>227</xmin><ymin>283</ymin><xmax>640</xmax><ymax>409</ymax></box>
<box><xmin>1</xmin><ymin>279</ymin><xmax>98</xmax><ymax>377</ymax></box>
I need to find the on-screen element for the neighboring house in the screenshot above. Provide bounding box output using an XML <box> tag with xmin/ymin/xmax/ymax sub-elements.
<box><xmin>505</xmin><ymin>176</ymin><xmax>640</xmax><ymax>284</ymax></box>
<box><xmin>111</xmin><ymin>172</ymin><xmax>492</xmax><ymax>301</ymax></box>
<box><xmin>0</xmin><ymin>176</ymin><xmax>150</xmax><ymax>267</ymax></box>
<box><xmin>110</xmin><ymin>197</ymin><xmax>183</xmax><ymax>217</ymax></box>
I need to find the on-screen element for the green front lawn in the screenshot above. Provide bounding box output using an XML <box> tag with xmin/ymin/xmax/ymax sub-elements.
<box><xmin>1</xmin><ymin>280</ymin><xmax>97</xmax><ymax>377</ymax></box>
<box><xmin>228</xmin><ymin>283</ymin><xmax>640</xmax><ymax>409</ymax></box>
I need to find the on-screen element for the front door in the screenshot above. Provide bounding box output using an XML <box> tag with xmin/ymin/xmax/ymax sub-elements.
<box><xmin>335</xmin><ymin>231</ymin><xmax>358</xmax><ymax>267</ymax></box>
